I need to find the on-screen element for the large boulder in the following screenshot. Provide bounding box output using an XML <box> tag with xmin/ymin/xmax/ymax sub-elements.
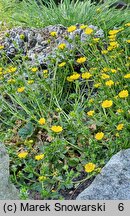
<box><xmin>0</xmin><ymin>24</ymin><xmax>104</xmax><ymax>67</ymax></box>
<box><xmin>0</xmin><ymin>142</ymin><xmax>19</xmax><ymax>199</ymax></box>
<box><xmin>77</xmin><ymin>149</ymin><xmax>130</xmax><ymax>200</ymax></box>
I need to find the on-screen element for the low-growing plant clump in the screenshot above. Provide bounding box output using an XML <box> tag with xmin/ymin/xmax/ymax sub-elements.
<box><xmin>0</xmin><ymin>0</ymin><xmax>130</xmax><ymax>200</ymax></box>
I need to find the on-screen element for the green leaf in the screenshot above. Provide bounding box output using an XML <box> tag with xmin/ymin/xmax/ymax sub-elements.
<box><xmin>27</xmin><ymin>173</ymin><xmax>34</xmax><ymax>179</ymax></box>
<box><xmin>18</xmin><ymin>121</ymin><xmax>34</xmax><ymax>139</ymax></box>
<box><xmin>68</xmin><ymin>157</ymin><xmax>79</xmax><ymax>167</ymax></box>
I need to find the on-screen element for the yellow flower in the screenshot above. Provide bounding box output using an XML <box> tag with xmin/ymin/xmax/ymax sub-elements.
<box><xmin>50</xmin><ymin>31</ymin><xmax>57</xmax><ymax>37</ymax></box>
<box><xmin>28</xmin><ymin>80</ymin><xmax>34</xmax><ymax>84</ymax></box>
<box><xmin>108</xmin><ymin>29</ymin><xmax>120</xmax><ymax>35</ymax></box>
<box><xmin>126</xmin><ymin>40</ymin><xmax>130</xmax><ymax>43</ymax></box>
<box><xmin>111</xmin><ymin>69</ymin><xmax>117</xmax><ymax>73</ymax></box>
<box><xmin>94</xmin><ymin>83</ymin><xmax>101</xmax><ymax>88</ymax></box>
<box><xmin>7</xmin><ymin>79</ymin><xmax>16</xmax><ymax>84</ymax></box>
<box><xmin>31</xmin><ymin>67</ymin><xmax>38</xmax><ymax>72</ymax></box>
<box><xmin>89</xmin><ymin>98</ymin><xmax>94</xmax><ymax>103</ymax></box>
<box><xmin>107</xmin><ymin>46</ymin><xmax>115</xmax><ymax>51</ymax></box>
<box><xmin>58</xmin><ymin>43</ymin><xmax>66</xmax><ymax>50</ymax></box>
<box><xmin>84</xmin><ymin>163</ymin><xmax>96</xmax><ymax>173</ymax></box>
<box><xmin>108</xmin><ymin>35</ymin><xmax>116</xmax><ymax>40</ymax></box>
<box><xmin>43</xmin><ymin>70</ymin><xmax>48</xmax><ymax>74</ymax></box>
<box><xmin>87</xmin><ymin>110</ymin><xmax>95</xmax><ymax>116</ymax></box>
<box><xmin>67</xmin><ymin>73</ymin><xmax>80</xmax><ymax>82</ymax></box>
<box><xmin>51</xmin><ymin>125</ymin><xmax>63</xmax><ymax>133</ymax></box>
<box><xmin>80</xmin><ymin>24</ymin><xmax>87</xmax><ymax>29</ymax></box>
<box><xmin>118</xmin><ymin>90</ymin><xmax>129</xmax><ymax>98</ymax></box>
<box><xmin>67</xmin><ymin>25</ymin><xmax>76</xmax><ymax>32</ymax></box>
<box><xmin>105</xmin><ymin>80</ymin><xmax>114</xmax><ymax>87</ymax></box>
<box><xmin>101</xmin><ymin>50</ymin><xmax>108</xmax><ymax>54</ymax></box>
<box><xmin>38</xmin><ymin>176</ymin><xmax>47</xmax><ymax>181</ymax></box>
<box><xmin>17</xmin><ymin>87</ymin><xmax>25</xmax><ymax>93</ymax></box>
<box><xmin>101</xmin><ymin>100</ymin><xmax>113</xmax><ymax>108</ymax></box>
<box><xmin>125</xmin><ymin>23</ymin><xmax>130</xmax><ymax>27</ymax></box>
<box><xmin>0</xmin><ymin>45</ymin><xmax>4</xmax><ymax>49</ymax></box>
<box><xmin>95</xmin><ymin>132</ymin><xmax>104</xmax><ymax>140</ymax></box>
<box><xmin>115</xmin><ymin>133</ymin><xmax>120</xmax><ymax>137</ymax></box>
<box><xmin>117</xmin><ymin>109</ymin><xmax>124</xmax><ymax>113</ymax></box>
<box><xmin>101</xmin><ymin>67</ymin><xmax>110</xmax><ymax>73</ymax></box>
<box><xmin>85</xmin><ymin>27</ymin><xmax>93</xmax><ymax>35</ymax></box>
<box><xmin>109</xmin><ymin>41</ymin><xmax>119</xmax><ymax>48</ymax></box>
<box><xmin>76</xmin><ymin>57</ymin><xmax>86</xmax><ymax>64</ymax></box>
<box><xmin>18</xmin><ymin>152</ymin><xmax>28</xmax><ymax>159</ymax></box>
<box><xmin>38</xmin><ymin>118</ymin><xmax>46</xmax><ymax>125</ymax></box>
<box><xmin>7</xmin><ymin>66</ymin><xmax>17</xmax><ymax>73</ymax></box>
<box><xmin>43</xmin><ymin>70</ymin><xmax>48</xmax><ymax>78</ymax></box>
<box><xmin>124</xmin><ymin>73</ymin><xmax>130</xmax><ymax>78</ymax></box>
<box><xmin>0</xmin><ymin>67</ymin><xmax>3</xmax><ymax>72</ymax></box>
<box><xmin>93</xmin><ymin>38</ymin><xmax>100</xmax><ymax>42</ymax></box>
<box><xmin>35</xmin><ymin>154</ymin><xmax>44</xmax><ymax>160</ymax></box>
<box><xmin>20</xmin><ymin>34</ymin><xmax>25</xmax><ymax>40</ymax></box>
<box><xmin>82</xmin><ymin>72</ymin><xmax>92</xmax><ymax>79</ymax></box>
<box><xmin>58</xmin><ymin>62</ymin><xmax>66</xmax><ymax>67</ymax></box>
<box><xmin>101</xmin><ymin>73</ymin><xmax>110</xmax><ymax>79</ymax></box>
<box><xmin>10</xmin><ymin>67</ymin><xmax>17</xmax><ymax>72</ymax></box>
<box><xmin>116</xmin><ymin>124</ymin><xmax>124</xmax><ymax>131</ymax></box>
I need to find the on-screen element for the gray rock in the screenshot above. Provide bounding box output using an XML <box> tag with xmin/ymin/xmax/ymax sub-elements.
<box><xmin>68</xmin><ymin>29</ymin><xmax>83</xmax><ymax>40</ymax></box>
<box><xmin>95</xmin><ymin>29</ymin><xmax>104</xmax><ymax>38</ymax></box>
<box><xmin>0</xmin><ymin>143</ymin><xmax>19</xmax><ymax>200</ymax></box>
<box><xmin>0</xmin><ymin>24</ymin><xmax>104</xmax><ymax>68</ymax></box>
<box><xmin>76</xmin><ymin>149</ymin><xmax>130</xmax><ymax>200</ymax></box>
<box><xmin>7</xmin><ymin>46</ymin><xmax>17</xmax><ymax>57</ymax></box>
<box><xmin>89</xmin><ymin>24</ymin><xmax>98</xmax><ymax>31</ymax></box>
